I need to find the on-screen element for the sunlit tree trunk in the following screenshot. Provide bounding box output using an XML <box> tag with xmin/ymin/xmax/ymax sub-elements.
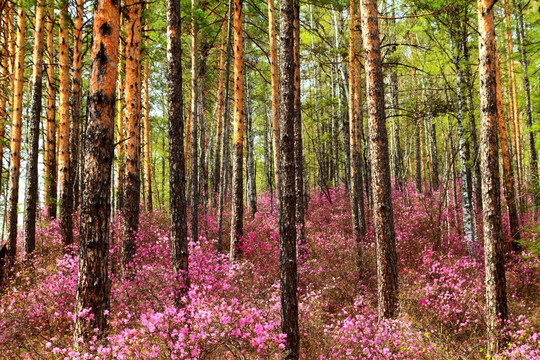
<box><xmin>5</xmin><ymin>9</ymin><xmax>25</xmax><ymax>260</ymax></box>
<box><xmin>143</xmin><ymin>23</ymin><xmax>152</xmax><ymax>211</ymax></box>
<box><xmin>0</xmin><ymin>6</ymin><xmax>12</xmax><ymax>197</ymax></box>
<box><xmin>122</xmin><ymin>0</ymin><xmax>143</xmax><ymax>269</ymax></box>
<box><xmin>477</xmin><ymin>0</ymin><xmax>508</xmax><ymax>354</ymax></box>
<box><xmin>166</xmin><ymin>0</ymin><xmax>189</xmax><ymax>305</ymax></box>
<box><xmin>293</xmin><ymin>0</ymin><xmax>305</xmax><ymax>248</ymax></box>
<box><xmin>116</xmin><ymin>14</ymin><xmax>126</xmax><ymax>212</ymax></box>
<box><xmin>463</xmin><ymin>38</ymin><xmax>483</xmax><ymax>213</ymax></box>
<box><xmin>230</xmin><ymin>0</ymin><xmax>244</xmax><ymax>260</ymax></box>
<box><xmin>349</xmin><ymin>0</ymin><xmax>366</xmax><ymax>269</ymax></box>
<box><xmin>503</xmin><ymin>0</ymin><xmax>522</xmax><ymax>184</ymax></box>
<box><xmin>44</xmin><ymin>9</ymin><xmax>57</xmax><ymax>219</ymax></box>
<box><xmin>73</xmin><ymin>0</ymin><xmax>120</xmax><ymax>344</ymax></box>
<box><xmin>450</xmin><ymin>34</ymin><xmax>475</xmax><ymax>256</ymax></box>
<box><xmin>217</xmin><ymin>0</ymin><xmax>233</xmax><ymax>252</ymax></box>
<box><xmin>279</xmin><ymin>0</ymin><xmax>300</xmax><ymax>357</ymax></box>
<box><xmin>70</xmin><ymin>0</ymin><xmax>84</xmax><ymax>212</ymax></box>
<box><xmin>23</xmin><ymin>2</ymin><xmax>46</xmax><ymax>255</ymax></box>
<box><xmin>268</xmin><ymin>0</ymin><xmax>280</xmax><ymax>207</ymax></box>
<box><xmin>495</xmin><ymin>57</ymin><xmax>521</xmax><ymax>251</ymax></box>
<box><xmin>514</xmin><ymin>0</ymin><xmax>538</xmax><ymax>200</ymax></box>
<box><xmin>360</xmin><ymin>0</ymin><xmax>398</xmax><ymax>320</ymax></box>
<box><xmin>212</xmin><ymin>26</ymin><xmax>226</xmax><ymax>206</ymax></box>
<box><xmin>189</xmin><ymin>0</ymin><xmax>200</xmax><ymax>243</ymax></box>
<box><xmin>58</xmin><ymin>0</ymin><xmax>73</xmax><ymax>247</ymax></box>
<box><xmin>245</xmin><ymin>51</ymin><xmax>257</xmax><ymax>216</ymax></box>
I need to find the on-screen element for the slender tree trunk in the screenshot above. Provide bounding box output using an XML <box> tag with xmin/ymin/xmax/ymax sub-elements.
<box><xmin>503</xmin><ymin>0</ymin><xmax>522</xmax><ymax>184</ymax></box>
<box><xmin>5</xmin><ymin>9</ymin><xmax>25</xmax><ymax>260</ymax></box>
<box><xmin>514</xmin><ymin>0</ymin><xmax>538</xmax><ymax>200</ymax></box>
<box><xmin>0</xmin><ymin>6</ymin><xmax>12</xmax><ymax>205</ymax></box>
<box><xmin>245</xmin><ymin>54</ymin><xmax>257</xmax><ymax>216</ymax></box>
<box><xmin>217</xmin><ymin>0</ymin><xmax>233</xmax><ymax>252</ymax></box>
<box><xmin>495</xmin><ymin>57</ymin><xmax>521</xmax><ymax>251</ymax></box>
<box><xmin>360</xmin><ymin>0</ymin><xmax>398</xmax><ymax>320</ymax></box>
<box><xmin>293</xmin><ymin>0</ymin><xmax>305</xmax><ymax>248</ymax></box>
<box><xmin>199</xmin><ymin>39</ymin><xmax>209</xmax><ymax>213</ymax></box>
<box><xmin>23</xmin><ymin>3</ymin><xmax>46</xmax><ymax>256</ymax></box>
<box><xmin>477</xmin><ymin>0</ymin><xmax>508</xmax><ymax>354</ymax></box>
<box><xmin>44</xmin><ymin>9</ymin><xmax>57</xmax><ymax>219</ymax></box>
<box><xmin>268</xmin><ymin>0</ymin><xmax>280</xmax><ymax>207</ymax></box>
<box><xmin>73</xmin><ymin>0</ymin><xmax>120</xmax><ymax>344</ymax></box>
<box><xmin>450</xmin><ymin>34</ymin><xmax>475</xmax><ymax>256</ymax></box>
<box><xmin>349</xmin><ymin>0</ymin><xmax>366</xmax><ymax>270</ymax></box>
<box><xmin>464</xmin><ymin>38</ymin><xmax>483</xmax><ymax>213</ymax></box>
<box><xmin>143</xmin><ymin>21</ymin><xmax>153</xmax><ymax>212</ymax></box>
<box><xmin>167</xmin><ymin>0</ymin><xmax>189</xmax><ymax>305</ymax></box>
<box><xmin>116</xmin><ymin>15</ymin><xmax>126</xmax><ymax>212</ymax></box>
<box><xmin>230</xmin><ymin>0</ymin><xmax>245</xmax><ymax>260</ymax></box>
<box><xmin>428</xmin><ymin>111</ymin><xmax>439</xmax><ymax>190</ymax></box>
<box><xmin>212</xmin><ymin>25</ymin><xmax>226</xmax><ymax>206</ymax></box>
<box><xmin>189</xmin><ymin>0</ymin><xmax>200</xmax><ymax>243</ymax></box>
<box><xmin>58</xmin><ymin>0</ymin><xmax>73</xmax><ymax>248</ymax></box>
<box><xmin>70</xmin><ymin>0</ymin><xmax>84</xmax><ymax>213</ymax></box>
<box><xmin>122</xmin><ymin>0</ymin><xmax>143</xmax><ymax>270</ymax></box>
<box><xmin>279</xmin><ymin>0</ymin><xmax>300</xmax><ymax>357</ymax></box>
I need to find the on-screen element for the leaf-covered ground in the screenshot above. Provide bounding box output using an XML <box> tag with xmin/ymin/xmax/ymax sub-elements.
<box><xmin>1</xmin><ymin>185</ymin><xmax>539</xmax><ymax>359</ymax></box>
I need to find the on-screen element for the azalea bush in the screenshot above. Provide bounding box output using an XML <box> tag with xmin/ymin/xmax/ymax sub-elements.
<box><xmin>0</xmin><ymin>185</ymin><xmax>539</xmax><ymax>359</ymax></box>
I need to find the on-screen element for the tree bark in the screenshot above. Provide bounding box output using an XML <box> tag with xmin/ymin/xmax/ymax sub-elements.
<box><xmin>0</xmin><ymin>6</ymin><xmax>12</xmax><ymax>206</ymax></box>
<box><xmin>360</xmin><ymin>0</ymin><xmax>398</xmax><ymax>320</ymax></box>
<box><xmin>23</xmin><ymin>3</ymin><xmax>46</xmax><ymax>256</ymax></box>
<box><xmin>167</xmin><ymin>0</ymin><xmax>189</xmax><ymax>305</ymax></box>
<box><xmin>349</xmin><ymin>0</ymin><xmax>366</xmax><ymax>269</ymax></box>
<box><xmin>5</xmin><ymin>9</ymin><xmax>25</xmax><ymax>260</ymax></box>
<box><xmin>450</xmin><ymin>34</ymin><xmax>475</xmax><ymax>256</ymax></box>
<box><xmin>58</xmin><ymin>0</ymin><xmax>73</xmax><ymax>248</ymax></box>
<box><xmin>279</xmin><ymin>0</ymin><xmax>300</xmax><ymax>357</ymax></box>
<box><xmin>268</xmin><ymin>0</ymin><xmax>280</xmax><ymax>207</ymax></box>
<box><xmin>514</xmin><ymin>0</ymin><xmax>538</xmax><ymax>200</ymax></box>
<box><xmin>73</xmin><ymin>0</ymin><xmax>120</xmax><ymax>344</ymax></box>
<box><xmin>230</xmin><ymin>0</ymin><xmax>244</xmax><ymax>260</ymax></box>
<box><xmin>143</xmin><ymin>19</ymin><xmax>152</xmax><ymax>212</ymax></box>
<box><xmin>122</xmin><ymin>0</ymin><xmax>143</xmax><ymax>270</ymax></box>
<box><xmin>293</xmin><ymin>0</ymin><xmax>305</xmax><ymax>249</ymax></box>
<box><xmin>495</xmin><ymin>57</ymin><xmax>521</xmax><ymax>251</ymax></box>
<box><xmin>44</xmin><ymin>8</ymin><xmax>57</xmax><ymax>219</ymax></box>
<box><xmin>477</xmin><ymin>0</ymin><xmax>509</xmax><ymax>354</ymax></box>
<box><xmin>212</xmin><ymin>25</ymin><xmax>226</xmax><ymax>206</ymax></box>
<box><xmin>189</xmin><ymin>0</ymin><xmax>200</xmax><ymax>243</ymax></box>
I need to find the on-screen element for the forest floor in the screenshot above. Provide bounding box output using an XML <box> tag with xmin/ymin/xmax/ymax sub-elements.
<box><xmin>0</xmin><ymin>184</ymin><xmax>539</xmax><ymax>359</ymax></box>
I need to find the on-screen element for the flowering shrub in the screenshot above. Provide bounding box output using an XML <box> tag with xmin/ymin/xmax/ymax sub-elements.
<box><xmin>0</xmin><ymin>184</ymin><xmax>538</xmax><ymax>359</ymax></box>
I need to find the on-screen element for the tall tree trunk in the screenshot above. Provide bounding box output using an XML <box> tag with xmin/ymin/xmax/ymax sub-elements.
<box><xmin>44</xmin><ymin>8</ymin><xmax>57</xmax><ymax>219</ymax></box>
<box><xmin>23</xmin><ymin>3</ymin><xmax>46</xmax><ymax>256</ymax></box>
<box><xmin>198</xmin><ymin>39</ymin><xmax>209</xmax><ymax>213</ymax></box>
<box><xmin>495</xmin><ymin>57</ymin><xmax>521</xmax><ymax>251</ymax></box>
<box><xmin>167</xmin><ymin>0</ymin><xmax>189</xmax><ymax>305</ymax></box>
<box><xmin>5</xmin><ymin>9</ymin><xmax>25</xmax><ymax>260</ymax></box>
<box><xmin>0</xmin><ymin>6</ymin><xmax>12</xmax><ymax>204</ymax></box>
<box><xmin>58</xmin><ymin>0</ymin><xmax>73</xmax><ymax>248</ymax></box>
<box><xmin>349</xmin><ymin>0</ymin><xmax>366</xmax><ymax>270</ymax></box>
<box><xmin>190</xmin><ymin>0</ymin><xmax>199</xmax><ymax>242</ymax></box>
<box><xmin>143</xmin><ymin>21</ymin><xmax>153</xmax><ymax>212</ymax></box>
<box><xmin>268</xmin><ymin>0</ymin><xmax>280</xmax><ymax>207</ymax></box>
<box><xmin>293</xmin><ymin>0</ymin><xmax>305</xmax><ymax>248</ymax></box>
<box><xmin>360</xmin><ymin>0</ymin><xmax>398</xmax><ymax>320</ymax></box>
<box><xmin>245</xmin><ymin>52</ymin><xmax>257</xmax><ymax>216</ymax></box>
<box><xmin>122</xmin><ymin>0</ymin><xmax>143</xmax><ymax>270</ymax></box>
<box><xmin>503</xmin><ymin>0</ymin><xmax>522</xmax><ymax>184</ymax></box>
<box><xmin>230</xmin><ymin>0</ymin><xmax>244</xmax><ymax>260</ymax></box>
<box><xmin>464</xmin><ymin>37</ymin><xmax>483</xmax><ymax>213</ymax></box>
<box><xmin>514</xmin><ymin>0</ymin><xmax>538</xmax><ymax>201</ymax></box>
<box><xmin>70</xmin><ymin>0</ymin><xmax>84</xmax><ymax>213</ymax></box>
<box><xmin>450</xmin><ymin>34</ymin><xmax>475</xmax><ymax>256</ymax></box>
<box><xmin>279</xmin><ymin>0</ymin><xmax>300</xmax><ymax>357</ymax></box>
<box><xmin>477</xmin><ymin>0</ymin><xmax>509</xmax><ymax>354</ymax></box>
<box><xmin>428</xmin><ymin>110</ymin><xmax>439</xmax><ymax>190</ymax></box>
<box><xmin>73</xmin><ymin>0</ymin><xmax>120</xmax><ymax>344</ymax></box>
<box><xmin>217</xmin><ymin>0</ymin><xmax>233</xmax><ymax>252</ymax></box>
<box><xmin>212</xmin><ymin>25</ymin><xmax>226</xmax><ymax>206</ymax></box>
<box><xmin>412</xmin><ymin>67</ymin><xmax>422</xmax><ymax>194</ymax></box>
<box><xmin>116</xmin><ymin>15</ymin><xmax>126</xmax><ymax>212</ymax></box>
